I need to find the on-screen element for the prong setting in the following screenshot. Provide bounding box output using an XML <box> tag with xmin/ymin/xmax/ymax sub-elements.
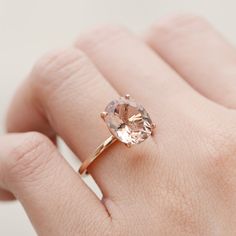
<box><xmin>151</xmin><ymin>123</ymin><xmax>156</xmax><ymax>129</ymax></box>
<box><xmin>151</xmin><ymin>123</ymin><xmax>156</xmax><ymax>136</ymax></box>
<box><xmin>126</xmin><ymin>142</ymin><xmax>132</xmax><ymax>148</ymax></box>
<box><xmin>125</xmin><ymin>94</ymin><xmax>131</xmax><ymax>99</ymax></box>
<box><xmin>103</xmin><ymin>96</ymin><xmax>154</xmax><ymax>145</ymax></box>
<box><xmin>101</xmin><ymin>111</ymin><xmax>108</xmax><ymax>119</ymax></box>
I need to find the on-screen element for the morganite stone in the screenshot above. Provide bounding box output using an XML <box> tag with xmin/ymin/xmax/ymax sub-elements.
<box><xmin>104</xmin><ymin>97</ymin><xmax>153</xmax><ymax>145</ymax></box>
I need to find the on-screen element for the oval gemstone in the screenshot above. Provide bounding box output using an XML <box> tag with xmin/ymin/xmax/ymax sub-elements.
<box><xmin>104</xmin><ymin>96</ymin><xmax>153</xmax><ymax>145</ymax></box>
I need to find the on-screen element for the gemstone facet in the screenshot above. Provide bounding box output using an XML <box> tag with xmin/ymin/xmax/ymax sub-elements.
<box><xmin>103</xmin><ymin>96</ymin><xmax>153</xmax><ymax>145</ymax></box>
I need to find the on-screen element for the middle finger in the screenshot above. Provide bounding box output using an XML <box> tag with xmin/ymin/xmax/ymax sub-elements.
<box><xmin>76</xmin><ymin>26</ymin><xmax>217</xmax><ymax>144</ymax></box>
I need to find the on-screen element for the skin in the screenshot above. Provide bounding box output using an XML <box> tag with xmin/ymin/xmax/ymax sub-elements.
<box><xmin>1</xmin><ymin>14</ymin><xmax>236</xmax><ymax>235</ymax></box>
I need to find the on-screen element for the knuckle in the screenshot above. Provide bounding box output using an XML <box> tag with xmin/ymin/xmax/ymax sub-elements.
<box><xmin>31</xmin><ymin>48</ymin><xmax>91</xmax><ymax>98</ymax></box>
<box><xmin>76</xmin><ymin>25</ymin><xmax>128</xmax><ymax>50</ymax></box>
<box><xmin>150</xmin><ymin>13</ymin><xmax>209</xmax><ymax>39</ymax></box>
<box><xmin>6</xmin><ymin>132</ymin><xmax>54</xmax><ymax>182</ymax></box>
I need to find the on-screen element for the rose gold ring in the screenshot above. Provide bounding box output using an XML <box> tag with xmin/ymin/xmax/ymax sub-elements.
<box><xmin>78</xmin><ymin>94</ymin><xmax>156</xmax><ymax>175</ymax></box>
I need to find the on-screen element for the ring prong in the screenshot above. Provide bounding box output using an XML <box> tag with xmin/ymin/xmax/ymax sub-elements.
<box><xmin>101</xmin><ymin>112</ymin><xmax>108</xmax><ymax>119</ymax></box>
<box><xmin>151</xmin><ymin>123</ymin><xmax>156</xmax><ymax>129</ymax></box>
<box><xmin>126</xmin><ymin>142</ymin><xmax>132</xmax><ymax>148</ymax></box>
<box><xmin>151</xmin><ymin>123</ymin><xmax>156</xmax><ymax>136</ymax></box>
<box><xmin>125</xmin><ymin>94</ymin><xmax>131</xmax><ymax>99</ymax></box>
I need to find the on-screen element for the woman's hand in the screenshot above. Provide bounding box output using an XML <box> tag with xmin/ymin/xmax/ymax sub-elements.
<box><xmin>1</xmin><ymin>14</ymin><xmax>236</xmax><ymax>235</ymax></box>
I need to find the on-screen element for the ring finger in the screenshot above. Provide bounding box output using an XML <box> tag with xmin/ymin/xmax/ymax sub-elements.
<box><xmin>75</xmin><ymin>26</ymin><xmax>221</xmax><ymax>150</ymax></box>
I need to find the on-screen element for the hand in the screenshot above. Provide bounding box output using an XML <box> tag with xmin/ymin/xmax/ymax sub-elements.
<box><xmin>1</xmin><ymin>14</ymin><xmax>236</xmax><ymax>235</ymax></box>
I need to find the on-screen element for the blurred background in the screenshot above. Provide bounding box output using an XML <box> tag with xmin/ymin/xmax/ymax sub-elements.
<box><xmin>1</xmin><ymin>0</ymin><xmax>236</xmax><ymax>235</ymax></box>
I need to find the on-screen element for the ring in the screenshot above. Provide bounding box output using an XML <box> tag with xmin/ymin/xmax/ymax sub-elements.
<box><xmin>79</xmin><ymin>94</ymin><xmax>156</xmax><ymax>175</ymax></box>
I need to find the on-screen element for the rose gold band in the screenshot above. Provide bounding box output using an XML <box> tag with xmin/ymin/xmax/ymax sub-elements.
<box><xmin>79</xmin><ymin>95</ymin><xmax>156</xmax><ymax>175</ymax></box>
<box><xmin>79</xmin><ymin>135</ymin><xmax>117</xmax><ymax>175</ymax></box>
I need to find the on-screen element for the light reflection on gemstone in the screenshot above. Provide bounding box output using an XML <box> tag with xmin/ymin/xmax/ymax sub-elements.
<box><xmin>103</xmin><ymin>96</ymin><xmax>153</xmax><ymax>145</ymax></box>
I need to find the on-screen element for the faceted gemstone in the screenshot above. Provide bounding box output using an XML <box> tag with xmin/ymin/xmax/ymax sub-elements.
<box><xmin>104</xmin><ymin>96</ymin><xmax>153</xmax><ymax>145</ymax></box>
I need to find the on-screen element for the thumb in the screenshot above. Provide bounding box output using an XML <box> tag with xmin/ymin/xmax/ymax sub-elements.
<box><xmin>0</xmin><ymin>132</ymin><xmax>110</xmax><ymax>235</ymax></box>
